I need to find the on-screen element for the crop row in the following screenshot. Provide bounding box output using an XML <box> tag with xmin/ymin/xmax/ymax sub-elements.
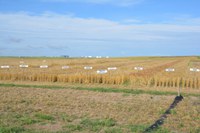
<box><xmin>0</xmin><ymin>72</ymin><xmax>199</xmax><ymax>89</ymax></box>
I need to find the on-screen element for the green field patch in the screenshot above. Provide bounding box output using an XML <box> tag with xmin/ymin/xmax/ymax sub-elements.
<box><xmin>80</xmin><ymin>118</ymin><xmax>116</xmax><ymax>132</ymax></box>
<box><xmin>104</xmin><ymin>127</ymin><xmax>123</xmax><ymax>133</ymax></box>
<box><xmin>20</xmin><ymin>116</ymin><xmax>40</xmax><ymax>125</ymax></box>
<box><xmin>63</xmin><ymin>117</ymin><xmax>116</xmax><ymax>132</ymax></box>
<box><xmin>129</xmin><ymin>125</ymin><xmax>147</xmax><ymax>132</ymax></box>
<box><xmin>35</xmin><ymin>113</ymin><xmax>55</xmax><ymax>121</ymax></box>
<box><xmin>65</xmin><ymin>124</ymin><xmax>83</xmax><ymax>131</ymax></box>
<box><xmin>60</xmin><ymin>113</ymin><xmax>77</xmax><ymax>123</ymax></box>
<box><xmin>0</xmin><ymin>126</ymin><xmax>25</xmax><ymax>133</ymax></box>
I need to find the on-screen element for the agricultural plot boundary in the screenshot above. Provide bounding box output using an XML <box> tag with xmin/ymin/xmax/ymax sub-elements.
<box><xmin>0</xmin><ymin>83</ymin><xmax>199</xmax><ymax>97</ymax></box>
<box><xmin>0</xmin><ymin>58</ymin><xmax>200</xmax><ymax>89</ymax></box>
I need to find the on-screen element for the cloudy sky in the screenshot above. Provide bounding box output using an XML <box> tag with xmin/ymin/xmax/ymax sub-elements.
<box><xmin>0</xmin><ymin>0</ymin><xmax>200</xmax><ymax>57</ymax></box>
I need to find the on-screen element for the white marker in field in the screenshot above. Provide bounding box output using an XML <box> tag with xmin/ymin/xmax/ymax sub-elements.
<box><xmin>134</xmin><ymin>67</ymin><xmax>144</xmax><ymax>71</ymax></box>
<box><xmin>97</xmin><ymin>70</ymin><xmax>108</xmax><ymax>74</ymax></box>
<box><xmin>62</xmin><ymin>66</ymin><xmax>70</xmax><ymax>69</ymax></box>
<box><xmin>1</xmin><ymin>65</ymin><xmax>10</xmax><ymax>69</ymax></box>
<box><xmin>19</xmin><ymin>64</ymin><xmax>29</xmax><ymax>68</ymax></box>
<box><xmin>190</xmin><ymin>68</ymin><xmax>200</xmax><ymax>72</ymax></box>
<box><xmin>84</xmin><ymin>66</ymin><xmax>93</xmax><ymax>70</ymax></box>
<box><xmin>96</xmin><ymin>56</ymin><xmax>102</xmax><ymax>58</ymax></box>
<box><xmin>107</xmin><ymin>67</ymin><xmax>117</xmax><ymax>70</ymax></box>
<box><xmin>40</xmin><ymin>65</ymin><xmax>48</xmax><ymax>68</ymax></box>
<box><xmin>165</xmin><ymin>68</ymin><xmax>175</xmax><ymax>72</ymax></box>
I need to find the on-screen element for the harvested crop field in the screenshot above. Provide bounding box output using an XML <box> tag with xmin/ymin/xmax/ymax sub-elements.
<box><xmin>0</xmin><ymin>86</ymin><xmax>199</xmax><ymax>133</ymax></box>
<box><xmin>1</xmin><ymin>56</ymin><xmax>200</xmax><ymax>89</ymax></box>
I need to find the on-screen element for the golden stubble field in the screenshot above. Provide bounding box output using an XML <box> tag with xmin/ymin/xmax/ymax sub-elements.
<box><xmin>0</xmin><ymin>56</ymin><xmax>200</xmax><ymax>132</ymax></box>
<box><xmin>0</xmin><ymin>86</ymin><xmax>199</xmax><ymax>132</ymax></box>
<box><xmin>0</xmin><ymin>56</ymin><xmax>200</xmax><ymax>89</ymax></box>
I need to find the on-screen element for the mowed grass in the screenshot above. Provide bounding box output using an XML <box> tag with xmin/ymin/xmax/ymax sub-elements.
<box><xmin>0</xmin><ymin>86</ymin><xmax>199</xmax><ymax>133</ymax></box>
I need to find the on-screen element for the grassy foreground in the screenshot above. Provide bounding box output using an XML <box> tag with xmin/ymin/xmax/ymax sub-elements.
<box><xmin>0</xmin><ymin>84</ymin><xmax>199</xmax><ymax>133</ymax></box>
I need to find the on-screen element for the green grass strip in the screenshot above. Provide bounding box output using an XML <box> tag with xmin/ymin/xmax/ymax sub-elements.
<box><xmin>0</xmin><ymin>83</ymin><xmax>199</xmax><ymax>97</ymax></box>
<box><xmin>75</xmin><ymin>87</ymin><xmax>177</xmax><ymax>96</ymax></box>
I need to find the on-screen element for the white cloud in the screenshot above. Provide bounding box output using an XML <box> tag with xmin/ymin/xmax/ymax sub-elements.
<box><xmin>41</xmin><ymin>0</ymin><xmax>144</xmax><ymax>6</ymax></box>
<box><xmin>0</xmin><ymin>12</ymin><xmax>200</xmax><ymax>56</ymax></box>
<box><xmin>122</xmin><ymin>19</ymin><xmax>141</xmax><ymax>24</ymax></box>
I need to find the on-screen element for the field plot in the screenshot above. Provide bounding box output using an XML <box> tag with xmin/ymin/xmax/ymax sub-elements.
<box><xmin>0</xmin><ymin>86</ymin><xmax>199</xmax><ymax>133</ymax></box>
<box><xmin>0</xmin><ymin>56</ymin><xmax>200</xmax><ymax>133</ymax></box>
<box><xmin>0</xmin><ymin>56</ymin><xmax>200</xmax><ymax>89</ymax></box>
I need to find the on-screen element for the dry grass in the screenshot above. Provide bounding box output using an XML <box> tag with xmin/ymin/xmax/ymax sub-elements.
<box><xmin>0</xmin><ymin>57</ymin><xmax>200</xmax><ymax>89</ymax></box>
<box><xmin>0</xmin><ymin>86</ymin><xmax>199</xmax><ymax>132</ymax></box>
<box><xmin>0</xmin><ymin>56</ymin><xmax>199</xmax><ymax>132</ymax></box>
<box><xmin>0</xmin><ymin>56</ymin><xmax>200</xmax><ymax>89</ymax></box>
<box><xmin>164</xmin><ymin>96</ymin><xmax>200</xmax><ymax>132</ymax></box>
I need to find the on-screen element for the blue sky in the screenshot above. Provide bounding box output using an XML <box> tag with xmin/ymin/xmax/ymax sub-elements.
<box><xmin>0</xmin><ymin>0</ymin><xmax>200</xmax><ymax>57</ymax></box>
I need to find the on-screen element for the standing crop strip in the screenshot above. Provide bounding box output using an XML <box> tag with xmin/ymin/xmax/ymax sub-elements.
<box><xmin>0</xmin><ymin>57</ymin><xmax>199</xmax><ymax>89</ymax></box>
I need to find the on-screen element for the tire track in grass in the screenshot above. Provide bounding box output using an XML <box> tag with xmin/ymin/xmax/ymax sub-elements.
<box><xmin>144</xmin><ymin>95</ymin><xmax>184</xmax><ymax>133</ymax></box>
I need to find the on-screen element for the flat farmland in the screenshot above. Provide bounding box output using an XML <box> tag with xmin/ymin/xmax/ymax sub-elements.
<box><xmin>0</xmin><ymin>56</ymin><xmax>200</xmax><ymax>133</ymax></box>
<box><xmin>0</xmin><ymin>86</ymin><xmax>199</xmax><ymax>133</ymax></box>
<box><xmin>0</xmin><ymin>56</ymin><xmax>200</xmax><ymax>89</ymax></box>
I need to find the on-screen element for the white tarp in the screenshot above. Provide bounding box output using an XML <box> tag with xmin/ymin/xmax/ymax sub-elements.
<box><xmin>165</xmin><ymin>68</ymin><xmax>175</xmax><ymax>72</ymax></box>
<box><xmin>62</xmin><ymin>66</ymin><xmax>70</xmax><ymax>69</ymax></box>
<box><xmin>134</xmin><ymin>67</ymin><xmax>144</xmax><ymax>70</ymax></box>
<box><xmin>108</xmin><ymin>67</ymin><xmax>117</xmax><ymax>70</ymax></box>
<box><xmin>40</xmin><ymin>65</ymin><xmax>48</xmax><ymax>68</ymax></box>
<box><xmin>97</xmin><ymin>70</ymin><xmax>108</xmax><ymax>74</ymax></box>
<box><xmin>190</xmin><ymin>68</ymin><xmax>200</xmax><ymax>72</ymax></box>
<box><xmin>1</xmin><ymin>65</ymin><xmax>10</xmax><ymax>68</ymax></box>
<box><xmin>84</xmin><ymin>66</ymin><xmax>93</xmax><ymax>70</ymax></box>
<box><xmin>19</xmin><ymin>64</ymin><xmax>29</xmax><ymax>68</ymax></box>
